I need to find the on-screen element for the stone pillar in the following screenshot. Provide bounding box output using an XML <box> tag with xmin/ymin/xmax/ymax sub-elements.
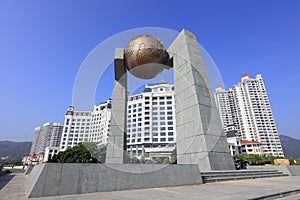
<box><xmin>169</xmin><ymin>29</ymin><xmax>234</xmax><ymax>171</ymax></box>
<box><xmin>105</xmin><ymin>48</ymin><xmax>127</xmax><ymax>163</ymax></box>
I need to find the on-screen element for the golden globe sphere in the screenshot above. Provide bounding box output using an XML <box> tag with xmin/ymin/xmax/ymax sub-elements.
<box><xmin>124</xmin><ymin>34</ymin><xmax>169</xmax><ymax>79</ymax></box>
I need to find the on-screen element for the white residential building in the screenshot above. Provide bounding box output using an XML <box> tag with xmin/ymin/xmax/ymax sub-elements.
<box><xmin>59</xmin><ymin>99</ymin><xmax>112</xmax><ymax>151</ymax></box>
<box><xmin>126</xmin><ymin>82</ymin><xmax>176</xmax><ymax>160</ymax></box>
<box><xmin>214</xmin><ymin>73</ymin><xmax>284</xmax><ymax>157</ymax></box>
<box><xmin>29</xmin><ymin>122</ymin><xmax>63</xmax><ymax>162</ymax></box>
<box><xmin>44</xmin><ymin>123</ymin><xmax>64</xmax><ymax>162</ymax></box>
<box><xmin>241</xmin><ymin>140</ymin><xmax>263</xmax><ymax>155</ymax></box>
<box><xmin>90</xmin><ymin>100</ymin><xmax>111</xmax><ymax>145</ymax></box>
<box><xmin>214</xmin><ymin>84</ymin><xmax>235</xmax><ymax>130</ymax></box>
<box><xmin>30</xmin><ymin>127</ymin><xmax>41</xmax><ymax>154</ymax></box>
<box><xmin>226</xmin><ymin>129</ymin><xmax>242</xmax><ymax>155</ymax></box>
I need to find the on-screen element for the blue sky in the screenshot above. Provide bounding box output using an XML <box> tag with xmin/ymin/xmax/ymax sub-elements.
<box><xmin>0</xmin><ymin>1</ymin><xmax>299</xmax><ymax>141</ymax></box>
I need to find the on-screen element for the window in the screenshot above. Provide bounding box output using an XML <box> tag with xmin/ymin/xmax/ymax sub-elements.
<box><xmin>153</xmin><ymin>138</ymin><xmax>158</xmax><ymax>142</ymax></box>
<box><xmin>160</xmin><ymin>138</ymin><xmax>166</xmax><ymax>142</ymax></box>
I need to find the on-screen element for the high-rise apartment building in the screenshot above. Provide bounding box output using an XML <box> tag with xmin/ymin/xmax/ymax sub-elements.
<box><xmin>30</xmin><ymin>122</ymin><xmax>63</xmax><ymax>154</ymax></box>
<box><xmin>44</xmin><ymin>123</ymin><xmax>64</xmax><ymax>161</ymax></box>
<box><xmin>214</xmin><ymin>73</ymin><xmax>284</xmax><ymax>157</ymax></box>
<box><xmin>30</xmin><ymin>127</ymin><xmax>41</xmax><ymax>154</ymax></box>
<box><xmin>126</xmin><ymin>82</ymin><xmax>176</xmax><ymax>160</ymax></box>
<box><xmin>90</xmin><ymin>100</ymin><xmax>111</xmax><ymax>144</ymax></box>
<box><xmin>59</xmin><ymin>99</ymin><xmax>112</xmax><ymax>151</ymax></box>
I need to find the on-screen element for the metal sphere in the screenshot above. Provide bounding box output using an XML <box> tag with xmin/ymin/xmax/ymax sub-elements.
<box><xmin>124</xmin><ymin>34</ymin><xmax>169</xmax><ymax>79</ymax></box>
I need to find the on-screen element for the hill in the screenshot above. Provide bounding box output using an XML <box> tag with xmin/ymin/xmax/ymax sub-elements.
<box><xmin>0</xmin><ymin>141</ymin><xmax>32</xmax><ymax>165</ymax></box>
<box><xmin>280</xmin><ymin>135</ymin><xmax>300</xmax><ymax>158</ymax></box>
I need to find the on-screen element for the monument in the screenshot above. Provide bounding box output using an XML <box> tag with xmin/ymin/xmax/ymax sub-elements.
<box><xmin>106</xmin><ymin>29</ymin><xmax>234</xmax><ymax>171</ymax></box>
<box><xmin>26</xmin><ymin>29</ymin><xmax>233</xmax><ymax>198</ymax></box>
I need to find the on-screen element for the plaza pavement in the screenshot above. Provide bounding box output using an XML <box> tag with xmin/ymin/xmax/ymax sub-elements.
<box><xmin>1</xmin><ymin>173</ymin><xmax>300</xmax><ymax>200</ymax></box>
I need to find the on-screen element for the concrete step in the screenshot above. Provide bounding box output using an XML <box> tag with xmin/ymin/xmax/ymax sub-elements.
<box><xmin>201</xmin><ymin>169</ymin><xmax>279</xmax><ymax>175</ymax></box>
<box><xmin>203</xmin><ymin>173</ymin><xmax>289</xmax><ymax>183</ymax></box>
<box><xmin>201</xmin><ymin>171</ymin><xmax>283</xmax><ymax>178</ymax></box>
<box><xmin>201</xmin><ymin>170</ymin><xmax>289</xmax><ymax>183</ymax></box>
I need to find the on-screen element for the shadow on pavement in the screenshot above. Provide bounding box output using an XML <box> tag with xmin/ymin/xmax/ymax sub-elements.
<box><xmin>0</xmin><ymin>173</ymin><xmax>15</xmax><ymax>190</ymax></box>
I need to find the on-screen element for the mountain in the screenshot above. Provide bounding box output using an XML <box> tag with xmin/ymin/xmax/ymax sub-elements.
<box><xmin>280</xmin><ymin>135</ymin><xmax>300</xmax><ymax>158</ymax></box>
<box><xmin>0</xmin><ymin>141</ymin><xmax>32</xmax><ymax>165</ymax></box>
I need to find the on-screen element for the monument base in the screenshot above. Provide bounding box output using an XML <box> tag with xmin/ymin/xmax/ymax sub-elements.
<box><xmin>26</xmin><ymin>163</ymin><xmax>203</xmax><ymax>198</ymax></box>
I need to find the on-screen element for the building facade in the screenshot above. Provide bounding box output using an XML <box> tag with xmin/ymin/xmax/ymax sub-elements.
<box><xmin>226</xmin><ymin>129</ymin><xmax>242</xmax><ymax>155</ymax></box>
<box><xmin>126</xmin><ymin>82</ymin><xmax>176</xmax><ymax>160</ymax></box>
<box><xmin>30</xmin><ymin>127</ymin><xmax>41</xmax><ymax>154</ymax></box>
<box><xmin>28</xmin><ymin>122</ymin><xmax>63</xmax><ymax>163</ymax></box>
<box><xmin>241</xmin><ymin>140</ymin><xmax>263</xmax><ymax>155</ymax></box>
<box><xmin>30</xmin><ymin>122</ymin><xmax>63</xmax><ymax>155</ymax></box>
<box><xmin>44</xmin><ymin>123</ymin><xmax>64</xmax><ymax>162</ymax></box>
<box><xmin>59</xmin><ymin>99</ymin><xmax>112</xmax><ymax>151</ymax></box>
<box><xmin>214</xmin><ymin>73</ymin><xmax>284</xmax><ymax>157</ymax></box>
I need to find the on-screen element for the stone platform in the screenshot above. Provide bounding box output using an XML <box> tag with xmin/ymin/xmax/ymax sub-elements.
<box><xmin>1</xmin><ymin>172</ymin><xmax>300</xmax><ymax>200</ymax></box>
<box><xmin>26</xmin><ymin>163</ymin><xmax>202</xmax><ymax>198</ymax></box>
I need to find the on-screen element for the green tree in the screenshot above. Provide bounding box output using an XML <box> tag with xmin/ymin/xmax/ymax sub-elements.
<box><xmin>49</xmin><ymin>143</ymin><xmax>98</xmax><ymax>163</ymax></box>
<box><xmin>233</xmin><ymin>154</ymin><xmax>283</xmax><ymax>165</ymax></box>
